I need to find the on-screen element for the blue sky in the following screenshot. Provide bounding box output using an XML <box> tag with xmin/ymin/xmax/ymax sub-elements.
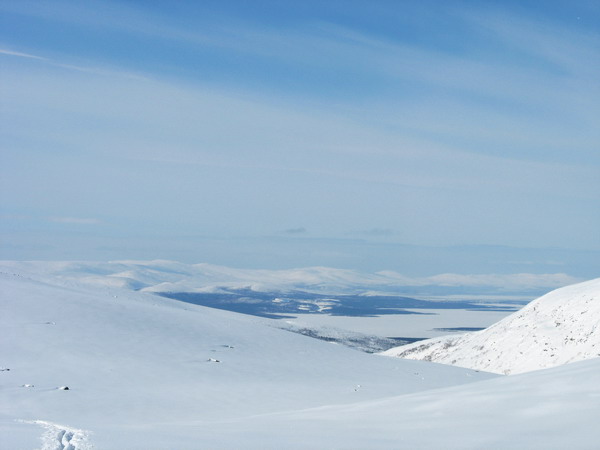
<box><xmin>1</xmin><ymin>0</ymin><xmax>599</xmax><ymax>277</ymax></box>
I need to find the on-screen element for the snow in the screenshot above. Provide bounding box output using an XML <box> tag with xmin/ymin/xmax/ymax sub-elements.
<box><xmin>0</xmin><ymin>260</ymin><xmax>577</xmax><ymax>297</ymax></box>
<box><xmin>383</xmin><ymin>278</ymin><xmax>600</xmax><ymax>374</ymax></box>
<box><xmin>185</xmin><ymin>358</ymin><xmax>600</xmax><ymax>449</ymax></box>
<box><xmin>2</xmin><ymin>264</ymin><xmax>598</xmax><ymax>448</ymax></box>
<box><xmin>281</xmin><ymin>307</ymin><xmax>514</xmax><ymax>339</ymax></box>
<box><xmin>22</xmin><ymin>420</ymin><xmax>92</xmax><ymax>450</ymax></box>
<box><xmin>0</xmin><ymin>270</ymin><xmax>492</xmax><ymax>448</ymax></box>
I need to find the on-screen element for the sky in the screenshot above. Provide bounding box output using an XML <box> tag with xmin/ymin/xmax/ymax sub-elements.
<box><xmin>1</xmin><ymin>0</ymin><xmax>599</xmax><ymax>278</ymax></box>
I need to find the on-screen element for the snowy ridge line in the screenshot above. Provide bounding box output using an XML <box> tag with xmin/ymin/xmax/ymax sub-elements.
<box><xmin>20</xmin><ymin>420</ymin><xmax>93</xmax><ymax>450</ymax></box>
<box><xmin>0</xmin><ymin>260</ymin><xmax>581</xmax><ymax>295</ymax></box>
<box><xmin>382</xmin><ymin>277</ymin><xmax>600</xmax><ymax>374</ymax></box>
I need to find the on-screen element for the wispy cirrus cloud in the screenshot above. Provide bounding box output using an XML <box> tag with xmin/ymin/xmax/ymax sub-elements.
<box><xmin>0</xmin><ymin>48</ymin><xmax>47</xmax><ymax>60</ymax></box>
<box><xmin>0</xmin><ymin>46</ymin><xmax>148</xmax><ymax>80</ymax></box>
<box><xmin>1</xmin><ymin>0</ymin><xmax>598</xmax><ymax>268</ymax></box>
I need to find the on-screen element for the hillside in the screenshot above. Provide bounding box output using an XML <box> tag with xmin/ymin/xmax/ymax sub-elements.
<box><xmin>383</xmin><ymin>278</ymin><xmax>600</xmax><ymax>374</ymax></box>
<box><xmin>0</xmin><ymin>271</ymin><xmax>491</xmax><ymax>448</ymax></box>
<box><xmin>184</xmin><ymin>357</ymin><xmax>600</xmax><ymax>450</ymax></box>
<box><xmin>2</xmin><ymin>268</ymin><xmax>599</xmax><ymax>448</ymax></box>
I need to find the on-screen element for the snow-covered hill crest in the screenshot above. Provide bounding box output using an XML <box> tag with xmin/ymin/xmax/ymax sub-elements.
<box><xmin>0</xmin><ymin>260</ymin><xmax>578</xmax><ymax>296</ymax></box>
<box><xmin>382</xmin><ymin>278</ymin><xmax>600</xmax><ymax>374</ymax></box>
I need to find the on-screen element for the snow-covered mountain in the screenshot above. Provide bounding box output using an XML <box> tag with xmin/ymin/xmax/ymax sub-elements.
<box><xmin>0</xmin><ymin>269</ymin><xmax>492</xmax><ymax>448</ymax></box>
<box><xmin>383</xmin><ymin>278</ymin><xmax>600</xmax><ymax>374</ymax></box>
<box><xmin>2</xmin><ymin>267</ymin><xmax>599</xmax><ymax>448</ymax></box>
<box><xmin>0</xmin><ymin>259</ymin><xmax>577</xmax><ymax>297</ymax></box>
<box><xmin>0</xmin><ymin>260</ymin><xmax>403</xmax><ymax>293</ymax></box>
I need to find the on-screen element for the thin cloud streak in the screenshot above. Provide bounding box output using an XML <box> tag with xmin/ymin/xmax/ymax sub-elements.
<box><xmin>0</xmin><ymin>48</ymin><xmax>47</xmax><ymax>60</ymax></box>
<box><xmin>2</xmin><ymin>2</ymin><xmax>598</xmax><ymax>161</ymax></box>
<box><xmin>3</xmin><ymin>1</ymin><xmax>598</xmax><ymax>111</ymax></box>
<box><xmin>2</xmin><ymin>56</ymin><xmax>597</xmax><ymax>219</ymax></box>
<box><xmin>0</xmin><ymin>46</ymin><xmax>149</xmax><ymax>80</ymax></box>
<box><xmin>1</xmin><ymin>1</ymin><xmax>598</xmax><ymax>265</ymax></box>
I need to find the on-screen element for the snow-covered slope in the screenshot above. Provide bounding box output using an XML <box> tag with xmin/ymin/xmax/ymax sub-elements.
<box><xmin>176</xmin><ymin>358</ymin><xmax>600</xmax><ymax>450</ymax></box>
<box><xmin>2</xmin><ymin>268</ymin><xmax>599</xmax><ymax>448</ymax></box>
<box><xmin>383</xmin><ymin>278</ymin><xmax>600</xmax><ymax>374</ymax></box>
<box><xmin>0</xmin><ymin>271</ymin><xmax>492</xmax><ymax>448</ymax></box>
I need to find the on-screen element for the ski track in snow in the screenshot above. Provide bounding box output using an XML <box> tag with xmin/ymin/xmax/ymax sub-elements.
<box><xmin>23</xmin><ymin>420</ymin><xmax>92</xmax><ymax>450</ymax></box>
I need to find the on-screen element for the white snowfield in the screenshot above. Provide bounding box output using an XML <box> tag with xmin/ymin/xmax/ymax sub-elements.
<box><xmin>0</xmin><ymin>270</ymin><xmax>491</xmax><ymax>449</ymax></box>
<box><xmin>383</xmin><ymin>278</ymin><xmax>600</xmax><ymax>374</ymax></box>
<box><xmin>182</xmin><ymin>357</ymin><xmax>600</xmax><ymax>450</ymax></box>
<box><xmin>2</xmin><ymin>268</ymin><xmax>599</xmax><ymax>448</ymax></box>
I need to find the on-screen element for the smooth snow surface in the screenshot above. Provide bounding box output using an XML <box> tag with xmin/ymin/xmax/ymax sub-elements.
<box><xmin>383</xmin><ymin>278</ymin><xmax>600</xmax><ymax>374</ymax></box>
<box><xmin>185</xmin><ymin>358</ymin><xmax>600</xmax><ymax>450</ymax></box>
<box><xmin>0</xmin><ymin>271</ymin><xmax>492</xmax><ymax>448</ymax></box>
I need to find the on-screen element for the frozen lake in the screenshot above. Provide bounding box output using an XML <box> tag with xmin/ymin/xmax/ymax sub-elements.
<box><xmin>159</xmin><ymin>291</ymin><xmax>531</xmax><ymax>351</ymax></box>
<box><xmin>278</xmin><ymin>307</ymin><xmax>519</xmax><ymax>340</ymax></box>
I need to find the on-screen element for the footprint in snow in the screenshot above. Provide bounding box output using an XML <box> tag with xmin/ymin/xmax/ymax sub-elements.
<box><xmin>22</xmin><ymin>420</ymin><xmax>92</xmax><ymax>450</ymax></box>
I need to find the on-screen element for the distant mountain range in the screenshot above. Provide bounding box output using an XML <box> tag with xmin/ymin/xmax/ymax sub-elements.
<box><xmin>0</xmin><ymin>259</ymin><xmax>580</xmax><ymax>298</ymax></box>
